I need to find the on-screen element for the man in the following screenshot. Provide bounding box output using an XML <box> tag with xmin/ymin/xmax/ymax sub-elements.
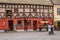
<box><xmin>51</xmin><ymin>24</ymin><xmax>54</xmax><ymax>34</ymax></box>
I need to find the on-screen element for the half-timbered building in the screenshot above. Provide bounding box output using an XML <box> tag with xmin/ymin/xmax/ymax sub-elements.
<box><xmin>0</xmin><ymin>0</ymin><xmax>53</xmax><ymax>31</ymax></box>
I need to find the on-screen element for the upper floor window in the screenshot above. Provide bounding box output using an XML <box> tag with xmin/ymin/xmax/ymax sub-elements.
<box><xmin>14</xmin><ymin>8</ymin><xmax>18</xmax><ymax>13</ymax></box>
<box><xmin>57</xmin><ymin>8</ymin><xmax>60</xmax><ymax>15</ymax></box>
<box><xmin>6</xmin><ymin>10</ymin><xmax>12</xmax><ymax>18</ymax></box>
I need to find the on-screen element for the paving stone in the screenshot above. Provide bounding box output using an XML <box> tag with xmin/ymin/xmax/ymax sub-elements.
<box><xmin>0</xmin><ymin>31</ymin><xmax>60</xmax><ymax>40</ymax></box>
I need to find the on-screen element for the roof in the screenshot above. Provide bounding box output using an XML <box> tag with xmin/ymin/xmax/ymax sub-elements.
<box><xmin>0</xmin><ymin>0</ymin><xmax>52</xmax><ymax>5</ymax></box>
<box><xmin>51</xmin><ymin>0</ymin><xmax>60</xmax><ymax>5</ymax></box>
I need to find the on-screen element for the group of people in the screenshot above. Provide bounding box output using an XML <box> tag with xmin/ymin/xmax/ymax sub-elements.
<box><xmin>8</xmin><ymin>23</ymin><xmax>54</xmax><ymax>35</ymax></box>
<box><xmin>13</xmin><ymin>23</ymin><xmax>55</xmax><ymax>35</ymax></box>
<box><xmin>48</xmin><ymin>23</ymin><xmax>54</xmax><ymax>35</ymax></box>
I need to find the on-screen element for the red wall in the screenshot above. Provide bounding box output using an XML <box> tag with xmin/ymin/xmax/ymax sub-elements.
<box><xmin>0</xmin><ymin>18</ymin><xmax>53</xmax><ymax>30</ymax></box>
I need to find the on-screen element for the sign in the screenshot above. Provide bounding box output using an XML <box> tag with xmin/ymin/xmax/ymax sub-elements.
<box><xmin>40</xmin><ymin>21</ymin><xmax>48</xmax><ymax>23</ymax></box>
<box><xmin>40</xmin><ymin>21</ymin><xmax>44</xmax><ymax>23</ymax></box>
<box><xmin>54</xmin><ymin>16</ymin><xmax>60</xmax><ymax>21</ymax></box>
<box><xmin>44</xmin><ymin>21</ymin><xmax>48</xmax><ymax>23</ymax></box>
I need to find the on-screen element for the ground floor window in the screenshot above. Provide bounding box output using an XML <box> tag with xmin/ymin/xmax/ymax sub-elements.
<box><xmin>24</xmin><ymin>20</ymin><xmax>31</xmax><ymax>27</ymax></box>
<box><xmin>17</xmin><ymin>20</ymin><xmax>22</xmax><ymax>28</ymax></box>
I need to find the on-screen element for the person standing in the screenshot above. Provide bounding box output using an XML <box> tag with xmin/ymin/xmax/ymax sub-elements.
<box><xmin>51</xmin><ymin>24</ymin><xmax>54</xmax><ymax>35</ymax></box>
<box><xmin>48</xmin><ymin>23</ymin><xmax>54</xmax><ymax>35</ymax></box>
<box><xmin>48</xmin><ymin>24</ymin><xmax>51</xmax><ymax>35</ymax></box>
<box><xmin>13</xmin><ymin>24</ymin><xmax>17</xmax><ymax>32</ymax></box>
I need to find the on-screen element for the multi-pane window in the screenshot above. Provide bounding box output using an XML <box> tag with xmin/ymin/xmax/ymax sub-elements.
<box><xmin>44</xmin><ymin>13</ymin><xmax>48</xmax><ymax>18</ymax></box>
<box><xmin>24</xmin><ymin>20</ymin><xmax>31</xmax><ymax>27</ymax></box>
<box><xmin>14</xmin><ymin>8</ymin><xmax>18</xmax><ymax>13</ymax></box>
<box><xmin>12</xmin><ymin>5</ymin><xmax>14</xmax><ymax>8</ymax></box>
<box><xmin>15</xmin><ymin>5</ymin><xmax>17</xmax><ymax>8</ymax></box>
<box><xmin>41</xmin><ymin>9</ymin><xmax>43</xmax><ymax>12</ymax></box>
<box><xmin>17</xmin><ymin>20</ymin><xmax>22</xmax><ymax>28</ymax></box>
<box><xmin>25</xmin><ymin>5</ymin><xmax>30</xmax><ymax>8</ymax></box>
<box><xmin>6</xmin><ymin>5</ymin><xmax>9</xmax><ymax>8</ymax></box>
<box><xmin>49</xmin><ymin>13</ymin><xmax>53</xmax><ymax>18</ymax></box>
<box><xmin>18</xmin><ymin>5</ymin><xmax>20</xmax><ymax>8</ymax></box>
<box><xmin>6</xmin><ymin>5</ymin><xmax>11</xmax><ymax>8</ymax></box>
<box><xmin>57</xmin><ymin>8</ymin><xmax>60</xmax><ymax>15</ymax></box>
<box><xmin>31</xmin><ymin>5</ymin><xmax>33</xmax><ymax>8</ymax></box>
<box><xmin>0</xmin><ymin>4</ymin><xmax>53</xmax><ymax>18</ymax></box>
<box><xmin>40</xmin><ymin>6</ymin><xmax>43</xmax><ymax>9</ymax></box>
<box><xmin>0</xmin><ymin>8</ymin><xmax>5</xmax><ymax>12</ymax></box>
<box><xmin>25</xmin><ymin>9</ymin><xmax>30</xmax><ymax>12</ymax></box>
<box><xmin>8</xmin><ymin>5</ymin><xmax>11</xmax><ymax>8</ymax></box>
<box><xmin>2</xmin><ymin>5</ymin><xmax>5</xmax><ymax>8</ymax></box>
<box><xmin>6</xmin><ymin>10</ymin><xmax>12</xmax><ymax>18</ymax></box>
<box><xmin>0</xmin><ymin>5</ymin><xmax>2</xmax><ymax>8</ymax></box>
<box><xmin>40</xmin><ymin>13</ymin><xmax>44</xmax><ymax>18</ymax></box>
<box><xmin>37</xmin><ymin>9</ymin><xmax>39</xmax><ymax>12</ymax></box>
<box><xmin>18</xmin><ymin>9</ymin><xmax>23</xmax><ymax>12</ymax></box>
<box><xmin>37</xmin><ymin>6</ymin><xmax>40</xmax><ymax>8</ymax></box>
<box><xmin>20</xmin><ymin>5</ymin><xmax>23</xmax><ymax>8</ymax></box>
<box><xmin>44</xmin><ymin>9</ymin><xmax>48</xmax><ymax>13</ymax></box>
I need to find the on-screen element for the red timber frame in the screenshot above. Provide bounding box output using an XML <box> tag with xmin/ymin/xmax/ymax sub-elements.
<box><xmin>0</xmin><ymin>3</ymin><xmax>53</xmax><ymax>31</ymax></box>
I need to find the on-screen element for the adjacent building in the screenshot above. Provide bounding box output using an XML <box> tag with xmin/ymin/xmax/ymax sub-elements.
<box><xmin>0</xmin><ymin>0</ymin><xmax>53</xmax><ymax>31</ymax></box>
<box><xmin>52</xmin><ymin>0</ymin><xmax>60</xmax><ymax>29</ymax></box>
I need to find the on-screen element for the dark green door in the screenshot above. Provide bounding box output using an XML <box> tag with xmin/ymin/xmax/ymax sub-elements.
<box><xmin>58</xmin><ymin>22</ymin><xmax>60</xmax><ymax>29</ymax></box>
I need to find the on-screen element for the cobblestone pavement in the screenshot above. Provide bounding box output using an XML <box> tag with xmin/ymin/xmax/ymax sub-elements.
<box><xmin>0</xmin><ymin>31</ymin><xmax>60</xmax><ymax>40</ymax></box>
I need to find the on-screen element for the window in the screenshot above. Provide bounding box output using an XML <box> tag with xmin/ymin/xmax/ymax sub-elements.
<box><xmin>24</xmin><ymin>20</ymin><xmax>31</xmax><ymax>27</ymax></box>
<box><xmin>25</xmin><ymin>9</ymin><xmax>30</xmax><ymax>12</ymax></box>
<box><xmin>37</xmin><ymin>6</ymin><xmax>39</xmax><ymax>8</ymax></box>
<box><xmin>17</xmin><ymin>20</ymin><xmax>22</xmax><ymax>28</ymax></box>
<box><xmin>31</xmin><ymin>8</ymin><xmax>36</xmax><ymax>12</ymax></box>
<box><xmin>49</xmin><ymin>13</ymin><xmax>53</xmax><ymax>18</ymax></box>
<box><xmin>41</xmin><ymin>9</ymin><xmax>43</xmax><ymax>12</ymax></box>
<box><xmin>18</xmin><ymin>8</ymin><xmax>23</xmax><ymax>12</ymax></box>
<box><xmin>40</xmin><ymin>13</ymin><xmax>44</xmax><ymax>18</ymax></box>
<box><xmin>12</xmin><ymin>5</ymin><xmax>14</xmax><ymax>8</ymax></box>
<box><xmin>44</xmin><ymin>14</ymin><xmax>48</xmax><ymax>18</ymax></box>
<box><xmin>14</xmin><ymin>8</ymin><xmax>18</xmax><ymax>13</ymax></box>
<box><xmin>57</xmin><ymin>8</ymin><xmax>60</xmax><ymax>15</ymax></box>
<box><xmin>2</xmin><ymin>5</ymin><xmax>5</xmax><ymax>8</ymax></box>
<box><xmin>20</xmin><ymin>5</ymin><xmax>23</xmax><ymax>8</ymax></box>
<box><xmin>0</xmin><ymin>5</ymin><xmax>2</xmax><ymax>7</ymax></box>
<box><xmin>44</xmin><ymin>9</ymin><xmax>48</xmax><ymax>13</ymax></box>
<box><xmin>8</xmin><ymin>5</ymin><xmax>11</xmax><ymax>8</ymax></box>
<box><xmin>6</xmin><ymin>10</ymin><xmax>12</xmax><ymax>18</ymax></box>
<box><xmin>37</xmin><ymin>9</ymin><xmax>39</xmax><ymax>12</ymax></box>
<box><xmin>25</xmin><ymin>5</ymin><xmax>30</xmax><ymax>8</ymax></box>
<box><xmin>33</xmin><ymin>8</ymin><xmax>37</xmax><ymax>13</ymax></box>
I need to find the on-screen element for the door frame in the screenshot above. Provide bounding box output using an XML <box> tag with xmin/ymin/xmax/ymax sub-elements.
<box><xmin>8</xmin><ymin>20</ymin><xmax>13</xmax><ymax>31</ymax></box>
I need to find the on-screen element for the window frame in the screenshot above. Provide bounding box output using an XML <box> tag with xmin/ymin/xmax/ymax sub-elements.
<box><xmin>17</xmin><ymin>20</ymin><xmax>22</xmax><ymax>28</ymax></box>
<box><xmin>57</xmin><ymin>8</ymin><xmax>60</xmax><ymax>15</ymax></box>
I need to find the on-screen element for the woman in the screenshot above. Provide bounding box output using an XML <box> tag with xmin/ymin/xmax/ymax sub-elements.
<box><xmin>48</xmin><ymin>24</ymin><xmax>51</xmax><ymax>35</ymax></box>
